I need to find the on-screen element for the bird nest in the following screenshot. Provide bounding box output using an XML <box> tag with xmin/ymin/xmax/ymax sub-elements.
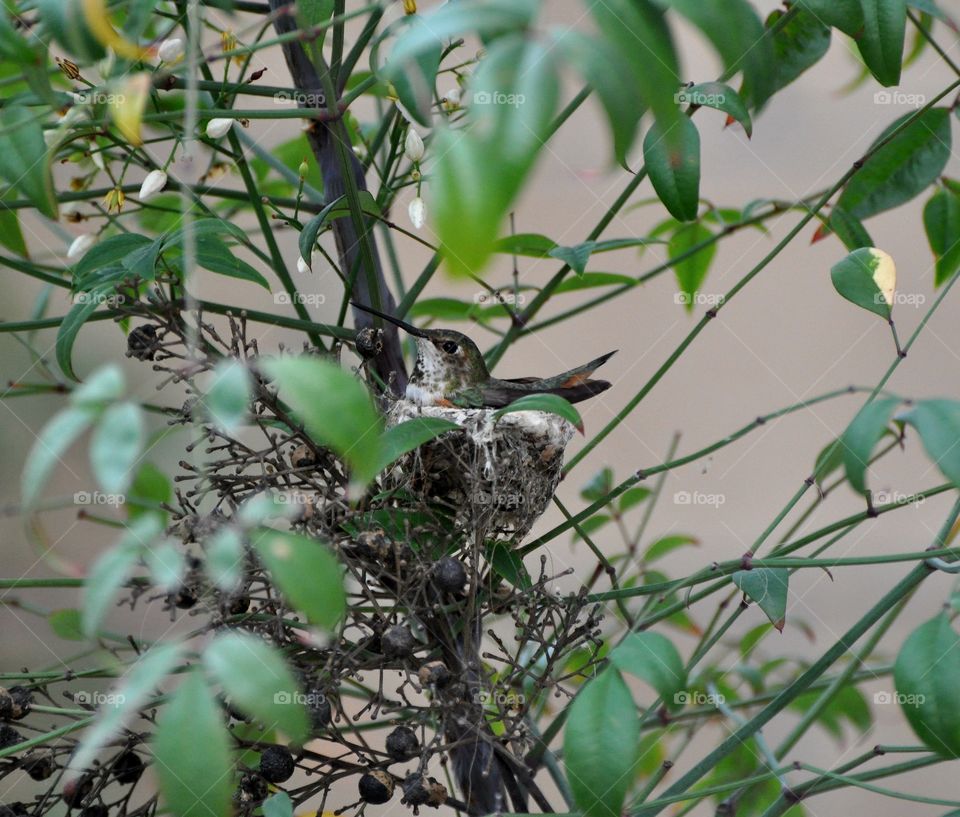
<box><xmin>385</xmin><ymin>400</ymin><xmax>576</xmax><ymax>542</ymax></box>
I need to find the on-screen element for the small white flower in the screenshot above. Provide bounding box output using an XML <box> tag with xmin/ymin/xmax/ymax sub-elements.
<box><xmin>443</xmin><ymin>87</ymin><xmax>462</xmax><ymax>109</ymax></box>
<box><xmin>67</xmin><ymin>233</ymin><xmax>96</xmax><ymax>261</ymax></box>
<box><xmin>297</xmin><ymin>255</ymin><xmax>311</xmax><ymax>275</ymax></box>
<box><xmin>138</xmin><ymin>169</ymin><xmax>168</xmax><ymax>200</ymax></box>
<box><xmin>408</xmin><ymin>196</ymin><xmax>426</xmax><ymax>230</ymax></box>
<box><xmin>404</xmin><ymin>129</ymin><xmax>425</xmax><ymax>163</ymax></box>
<box><xmin>158</xmin><ymin>38</ymin><xmax>184</xmax><ymax>63</ymax></box>
<box><xmin>205</xmin><ymin>118</ymin><xmax>234</xmax><ymax>139</ymax></box>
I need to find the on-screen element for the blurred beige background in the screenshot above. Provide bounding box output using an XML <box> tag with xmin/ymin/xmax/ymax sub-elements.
<box><xmin>3</xmin><ymin>1</ymin><xmax>960</xmax><ymax>814</ymax></box>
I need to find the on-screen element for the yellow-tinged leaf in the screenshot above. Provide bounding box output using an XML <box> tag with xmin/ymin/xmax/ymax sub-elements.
<box><xmin>109</xmin><ymin>74</ymin><xmax>151</xmax><ymax>146</ymax></box>
<box><xmin>80</xmin><ymin>0</ymin><xmax>149</xmax><ymax>59</ymax></box>
<box><xmin>867</xmin><ymin>247</ymin><xmax>896</xmax><ymax>307</ymax></box>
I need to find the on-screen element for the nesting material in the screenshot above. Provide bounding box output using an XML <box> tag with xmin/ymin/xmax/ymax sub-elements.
<box><xmin>386</xmin><ymin>400</ymin><xmax>576</xmax><ymax>541</ymax></box>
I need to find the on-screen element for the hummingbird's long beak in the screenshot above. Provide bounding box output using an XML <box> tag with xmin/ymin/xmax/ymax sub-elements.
<box><xmin>351</xmin><ymin>302</ymin><xmax>430</xmax><ymax>338</ymax></box>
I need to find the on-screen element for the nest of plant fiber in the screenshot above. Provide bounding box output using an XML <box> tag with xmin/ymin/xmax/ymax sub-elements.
<box><xmin>385</xmin><ymin>400</ymin><xmax>576</xmax><ymax>542</ymax></box>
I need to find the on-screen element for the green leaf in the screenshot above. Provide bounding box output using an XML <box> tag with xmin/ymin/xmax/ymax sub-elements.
<box><xmin>799</xmin><ymin>0</ymin><xmax>864</xmax><ymax>35</ymax></box>
<box><xmin>72</xmin><ymin>365</ymin><xmax>125</xmax><ymax>407</ymax></box>
<box><xmin>82</xmin><ymin>514</ymin><xmax>164</xmax><ymax>637</ymax></box>
<box><xmin>195</xmin><ymin>237</ymin><xmax>270</xmax><ymax>289</ymax></box>
<box><xmin>252</xmin><ymin>529</ymin><xmax>345</xmax><ymax>630</ymax></box>
<box><xmin>589</xmin><ymin>0</ymin><xmax>681</xmax><ymax>147</ymax></box>
<box><xmin>488</xmin><ymin>541</ymin><xmax>532</xmax><ymax>589</ymax></box>
<box><xmin>206</xmin><ymin>526</ymin><xmax>245</xmax><ymax>593</ymax></box>
<box><xmin>204</xmin><ymin>631</ymin><xmax>309</xmax><ymax>743</ymax></box>
<box><xmin>836</xmin><ymin>108</ymin><xmax>951</xmax><ymax>220</ymax></box>
<box><xmin>655</xmin><ymin>0</ymin><xmax>774</xmax><ymax>109</ymax></box>
<box><xmin>74</xmin><ymin>233</ymin><xmax>153</xmax><ymax>279</ymax></box>
<box><xmin>669</xmin><ymin>222</ymin><xmax>716</xmax><ymax>308</ymax></box>
<box><xmin>760</xmin><ymin>7</ymin><xmax>832</xmax><ymax>97</ymax></box>
<box><xmin>839</xmin><ymin>397</ymin><xmax>901</xmax><ymax>493</ymax></box>
<box><xmin>618</xmin><ymin>487</ymin><xmax>651</xmax><ymax>513</ymax></box>
<box><xmin>554</xmin><ymin>273</ymin><xmax>636</xmax><ymax>294</ymax></box>
<box><xmin>297</xmin><ymin>193</ymin><xmax>381</xmax><ymax>264</ymax></box>
<box><xmin>391</xmin><ymin>42</ymin><xmax>441</xmax><ymax>128</ymax></box>
<box><xmin>732</xmin><ymin>568</ymin><xmax>789</xmax><ymax>631</ymax></box>
<box><xmin>376</xmin><ymin>418</ymin><xmax>460</xmax><ymax>474</ymax></box>
<box><xmin>494</xmin><ymin>394</ymin><xmax>584</xmax><ymax>434</ymax></box>
<box><xmin>829</xmin><ymin>207</ymin><xmax>873</xmax><ymax>251</ymax></box>
<box><xmin>494</xmin><ymin>232</ymin><xmax>558</xmax><ymax>257</ymax></box>
<box><xmin>68</xmin><ymin>642</ymin><xmax>182</xmax><ymax>778</ymax></box>
<box><xmin>857</xmin><ymin>0</ymin><xmax>907</xmax><ymax>86</ymax></box>
<box><xmin>678</xmin><ymin>82</ymin><xmax>752</xmax><ymax>137</ymax></box>
<box><xmin>48</xmin><ymin>609</ymin><xmax>84</xmax><ymax>641</ymax></box>
<box><xmin>557</xmin><ymin>30</ymin><xmax>643</xmax><ymax>165</ymax></box>
<box><xmin>609</xmin><ymin>632</ymin><xmax>686</xmax><ymax>710</ymax></box>
<box><xmin>205</xmin><ymin>359</ymin><xmax>252</xmax><ymax>433</ymax></box>
<box><xmin>154</xmin><ymin>671</ymin><xmax>234</xmax><ymax>817</ymax></box>
<box><xmin>263</xmin><ymin>356</ymin><xmax>382</xmax><ymax>490</ymax></box>
<box><xmin>581</xmin><ymin>468</ymin><xmax>613</xmax><ymax>502</ymax></box>
<box><xmin>644</xmin><ymin>117</ymin><xmax>701</xmax><ymax>222</ymax></box>
<box><xmin>90</xmin><ymin>402</ymin><xmax>145</xmax><ymax>494</ymax></box>
<box><xmin>127</xmin><ymin>462</ymin><xmax>172</xmax><ymax>524</ymax></box>
<box><xmin>902</xmin><ymin>399</ymin><xmax>960</xmax><ymax>488</ymax></box>
<box><xmin>547</xmin><ymin>238</ymin><xmax>660</xmax><ymax>277</ymax></box>
<box><xmin>56</xmin><ymin>293</ymin><xmax>104</xmax><ymax>381</ymax></box>
<box><xmin>0</xmin><ymin>193</ymin><xmax>27</xmax><ymax>257</ymax></box>
<box><xmin>564</xmin><ymin>667</ymin><xmax>639</xmax><ymax>817</ymax></box>
<box><xmin>0</xmin><ymin>104</ymin><xmax>57</xmax><ymax>219</ymax></box>
<box><xmin>145</xmin><ymin>540</ymin><xmax>186</xmax><ymax>592</ymax></box>
<box><xmin>644</xmin><ymin>534</ymin><xmax>698</xmax><ymax>563</ymax></box>
<box><xmin>262</xmin><ymin>793</ymin><xmax>294</xmax><ymax>817</ymax></box>
<box><xmin>830</xmin><ymin>246</ymin><xmax>895</xmax><ymax>319</ymax></box>
<box><xmin>21</xmin><ymin>406</ymin><xmax>97</xmax><ymax>507</ymax></box>
<box><xmin>894</xmin><ymin>614</ymin><xmax>960</xmax><ymax>756</ymax></box>
<box><xmin>36</xmin><ymin>0</ymin><xmax>107</xmax><ymax>61</ymax></box>
<box><xmin>923</xmin><ymin>188</ymin><xmax>960</xmax><ymax>286</ymax></box>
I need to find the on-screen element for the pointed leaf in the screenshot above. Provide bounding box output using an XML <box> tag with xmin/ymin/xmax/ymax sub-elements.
<box><xmin>644</xmin><ymin>116</ymin><xmax>701</xmax><ymax>222</ymax></box>
<box><xmin>830</xmin><ymin>246</ymin><xmax>896</xmax><ymax>319</ymax></box>
<box><xmin>902</xmin><ymin>399</ymin><xmax>960</xmax><ymax>488</ymax></box>
<box><xmin>839</xmin><ymin>397</ymin><xmax>902</xmax><ymax>493</ymax></box>
<box><xmin>205</xmin><ymin>359</ymin><xmax>252</xmax><ymax>433</ymax></box>
<box><xmin>494</xmin><ymin>394</ymin><xmax>583</xmax><ymax>433</ymax></box>
<box><xmin>609</xmin><ymin>632</ymin><xmax>686</xmax><ymax>710</ymax></box>
<box><xmin>21</xmin><ymin>407</ymin><xmax>97</xmax><ymax>507</ymax></box>
<box><xmin>732</xmin><ymin>568</ymin><xmax>789</xmax><ymax>631</ymax></box>
<box><xmin>857</xmin><ymin>0</ymin><xmax>907</xmax><ymax>86</ymax></box>
<box><xmin>923</xmin><ymin>188</ymin><xmax>960</xmax><ymax>286</ymax></box>
<box><xmin>678</xmin><ymin>82</ymin><xmax>752</xmax><ymax>137</ymax></box>
<box><xmin>90</xmin><ymin>401</ymin><xmax>145</xmax><ymax>494</ymax></box>
<box><xmin>0</xmin><ymin>104</ymin><xmax>57</xmax><ymax>219</ymax></box>
<box><xmin>376</xmin><ymin>418</ymin><xmax>460</xmax><ymax>474</ymax></box>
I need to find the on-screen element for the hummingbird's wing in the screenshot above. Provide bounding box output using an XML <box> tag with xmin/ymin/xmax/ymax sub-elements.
<box><xmin>475</xmin><ymin>350</ymin><xmax>617</xmax><ymax>407</ymax></box>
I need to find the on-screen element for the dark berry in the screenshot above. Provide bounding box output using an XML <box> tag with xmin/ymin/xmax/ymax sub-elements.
<box><xmin>62</xmin><ymin>776</ymin><xmax>93</xmax><ymax>808</ymax></box>
<box><xmin>113</xmin><ymin>750</ymin><xmax>144</xmax><ymax>785</ymax></box>
<box><xmin>173</xmin><ymin>586</ymin><xmax>197</xmax><ymax>609</ymax></box>
<box><xmin>355</xmin><ymin>327</ymin><xmax>383</xmax><ymax>360</ymax></box>
<box><xmin>385</xmin><ymin>726</ymin><xmax>419</xmax><ymax>762</ymax></box>
<box><xmin>126</xmin><ymin>324</ymin><xmax>159</xmax><ymax>361</ymax></box>
<box><xmin>221</xmin><ymin>593</ymin><xmax>251</xmax><ymax>616</ymax></box>
<box><xmin>432</xmin><ymin>557</ymin><xmax>466</xmax><ymax>594</ymax></box>
<box><xmin>358</xmin><ymin>770</ymin><xmax>394</xmax><ymax>804</ymax></box>
<box><xmin>381</xmin><ymin>625</ymin><xmax>415</xmax><ymax>659</ymax></box>
<box><xmin>238</xmin><ymin>773</ymin><xmax>267</xmax><ymax>803</ymax></box>
<box><xmin>417</xmin><ymin>661</ymin><xmax>450</xmax><ymax>688</ymax></box>
<box><xmin>259</xmin><ymin>746</ymin><xmax>295</xmax><ymax>784</ymax></box>
<box><xmin>0</xmin><ymin>725</ymin><xmax>23</xmax><ymax>751</ymax></box>
<box><xmin>22</xmin><ymin>748</ymin><xmax>56</xmax><ymax>781</ymax></box>
<box><xmin>80</xmin><ymin>806</ymin><xmax>108</xmax><ymax>817</ymax></box>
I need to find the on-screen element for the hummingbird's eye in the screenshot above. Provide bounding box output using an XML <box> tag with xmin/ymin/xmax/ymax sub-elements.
<box><xmin>440</xmin><ymin>340</ymin><xmax>459</xmax><ymax>355</ymax></box>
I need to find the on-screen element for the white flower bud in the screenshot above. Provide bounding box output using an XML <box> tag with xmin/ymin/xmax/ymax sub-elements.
<box><xmin>443</xmin><ymin>87</ymin><xmax>462</xmax><ymax>109</ymax></box>
<box><xmin>408</xmin><ymin>196</ymin><xmax>426</xmax><ymax>230</ymax></box>
<box><xmin>205</xmin><ymin>118</ymin><xmax>234</xmax><ymax>139</ymax></box>
<box><xmin>404</xmin><ymin>129</ymin><xmax>425</xmax><ymax>163</ymax></box>
<box><xmin>138</xmin><ymin>169</ymin><xmax>168</xmax><ymax>201</ymax></box>
<box><xmin>158</xmin><ymin>38</ymin><xmax>184</xmax><ymax>63</ymax></box>
<box><xmin>297</xmin><ymin>255</ymin><xmax>311</xmax><ymax>275</ymax></box>
<box><xmin>67</xmin><ymin>233</ymin><xmax>96</xmax><ymax>261</ymax></box>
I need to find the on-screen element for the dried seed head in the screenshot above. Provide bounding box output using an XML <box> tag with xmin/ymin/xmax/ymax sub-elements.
<box><xmin>385</xmin><ymin>726</ymin><xmax>420</xmax><ymax>762</ymax></box>
<box><xmin>381</xmin><ymin>624</ymin><xmax>416</xmax><ymax>658</ymax></box>
<box><xmin>355</xmin><ymin>327</ymin><xmax>384</xmax><ymax>360</ymax></box>
<box><xmin>417</xmin><ymin>661</ymin><xmax>450</xmax><ymax>688</ymax></box>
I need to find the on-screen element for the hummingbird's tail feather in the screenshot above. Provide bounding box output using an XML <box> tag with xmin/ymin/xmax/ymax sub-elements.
<box><xmin>540</xmin><ymin>378</ymin><xmax>613</xmax><ymax>404</ymax></box>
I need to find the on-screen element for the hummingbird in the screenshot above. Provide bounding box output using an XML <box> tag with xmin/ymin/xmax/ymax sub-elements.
<box><xmin>353</xmin><ymin>303</ymin><xmax>616</xmax><ymax>409</ymax></box>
